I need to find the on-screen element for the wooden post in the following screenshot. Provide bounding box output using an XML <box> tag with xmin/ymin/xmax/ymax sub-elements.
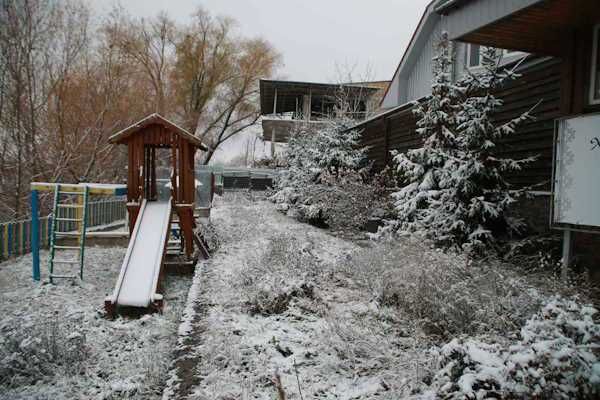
<box><xmin>31</xmin><ymin>190</ymin><xmax>40</xmax><ymax>281</ymax></box>
<box><xmin>308</xmin><ymin>89</ymin><xmax>312</xmax><ymax>121</ymax></box>
<box><xmin>384</xmin><ymin>118</ymin><xmax>391</xmax><ymax>167</ymax></box>
<box><xmin>150</xmin><ymin>147</ymin><xmax>157</xmax><ymax>200</ymax></box>
<box><xmin>172</xmin><ymin>138</ymin><xmax>179</xmax><ymax>202</ymax></box>
<box><xmin>561</xmin><ymin>229</ymin><xmax>572</xmax><ymax>281</ymax></box>
<box><xmin>271</xmin><ymin>128</ymin><xmax>276</xmax><ymax>158</ymax></box>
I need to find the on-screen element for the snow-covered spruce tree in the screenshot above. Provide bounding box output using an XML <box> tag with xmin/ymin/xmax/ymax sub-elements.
<box><xmin>273</xmin><ymin>118</ymin><xmax>366</xmax><ymax>205</ymax></box>
<box><xmin>388</xmin><ymin>33</ymin><xmax>537</xmax><ymax>253</ymax></box>
<box><xmin>272</xmin><ymin>116</ymin><xmax>379</xmax><ymax>230</ymax></box>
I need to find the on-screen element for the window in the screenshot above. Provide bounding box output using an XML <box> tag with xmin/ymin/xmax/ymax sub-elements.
<box><xmin>466</xmin><ymin>45</ymin><xmax>525</xmax><ymax>70</ymax></box>
<box><xmin>466</xmin><ymin>44</ymin><xmax>482</xmax><ymax>68</ymax></box>
<box><xmin>589</xmin><ymin>24</ymin><xmax>600</xmax><ymax>105</ymax></box>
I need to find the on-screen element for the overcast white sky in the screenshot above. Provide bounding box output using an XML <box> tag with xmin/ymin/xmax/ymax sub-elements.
<box><xmin>90</xmin><ymin>0</ymin><xmax>430</xmax><ymax>82</ymax></box>
<box><xmin>89</xmin><ymin>0</ymin><xmax>431</xmax><ymax>163</ymax></box>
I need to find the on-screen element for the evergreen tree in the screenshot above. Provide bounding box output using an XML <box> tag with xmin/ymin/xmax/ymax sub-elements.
<box><xmin>389</xmin><ymin>33</ymin><xmax>537</xmax><ymax>253</ymax></box>
<box><xmin>276</xmin><ymin>120</ymin><xmax>366</xmax><ymax>196</ymax></box>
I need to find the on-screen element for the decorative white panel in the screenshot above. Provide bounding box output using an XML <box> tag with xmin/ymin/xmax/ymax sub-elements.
<box><xmin>553</xmin><ymin>114</ymin><xmax>600</xmax><ymax>228</ymax></box>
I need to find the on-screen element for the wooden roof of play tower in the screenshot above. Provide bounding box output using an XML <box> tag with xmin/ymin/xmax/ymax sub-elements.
<box><xmin>108</xmin><ymin>113</ymin><xmax>207</xmax><ymax>150</ymax></box>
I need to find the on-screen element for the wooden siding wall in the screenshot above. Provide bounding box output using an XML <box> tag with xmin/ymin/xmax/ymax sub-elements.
<box><xmin>359</xmin><ymin>57</ymin><xmax>561</xmax><ymax>190</ymax></box>
<box><xmin>406</xmin><ymin>24</ymin><xmax>442</xmax><ymax>102</ymax></box>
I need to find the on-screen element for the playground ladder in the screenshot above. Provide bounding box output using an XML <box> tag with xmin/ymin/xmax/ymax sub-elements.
<box><xmin>167</xmin><ymin>218</ymin><xmax>183</xmax><ymax>255</ymax></box>
<box><xmin>48</xmin><ymin>184</ymin><xmax>89</xmax><ymax>283</ymax></box>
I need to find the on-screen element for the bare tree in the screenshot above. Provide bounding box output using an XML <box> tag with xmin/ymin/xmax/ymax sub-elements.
<box><xmin>0</xmin><ymin>0</ymin><xmax>88</xmax><ymax>217</ymax></box>
<box><xmin>105</xmin><ymin>8</ymin><xmax>175</xmax><ymax>115</ymax></box>
<box><xmin>172</xmin><ymin>7</ymin><xmax>281</xmax><ymax>164</ymax></box>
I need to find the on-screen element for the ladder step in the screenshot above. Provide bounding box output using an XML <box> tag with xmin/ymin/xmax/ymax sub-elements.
<box><xmin>55</xmin><ymin>217</ymin><xmax>83</xmax><ymax>222</ymax></box>
<box><xmin>50</xmin><ymin>274</ymin><xmax>78</xmax><ymax>279</ymax></box>
<box><xmin>53</xmin><ymin>259</ymin><xmax>80</xmax><ymax>264</ymax></box>
<box><xmin>54</xmin><ymin>245</ymin><xmax>81</xmax><ymax>250</ymax></box>
<box><xmin>55</xmin><ymin>232</ymin><xmax>80</xmax><ymax>237</ymax></box>
<box><xmin>57</xmin><ymin>204</ymin><xmax>84</xmax><ymax>209</ymax></box>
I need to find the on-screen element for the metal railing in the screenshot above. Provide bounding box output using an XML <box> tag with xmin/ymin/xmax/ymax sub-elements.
<box><xmin>196</xmin><ymin>166</ymin><xmax>278</xmax><ymax>191</ymax></box>
<box><xmin>0</xmin><ymin>198</ymin><xmax>126</xmax><ymax>262</ymax></box>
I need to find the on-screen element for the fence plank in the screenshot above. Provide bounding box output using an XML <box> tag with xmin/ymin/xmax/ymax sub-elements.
<box><xmin>0</xmin><ymin>225</ymin><xmax>4</xmax><ymax>261</ymax></box>
<box><xmin>0</xmin><ymin>199</ymin><xmax>126</xmax><ymax>262</ymax></box>
<box><xmin>8</xmin><ymin>223</ymin><xmax>13</xmax><ymax>257</ymax></box>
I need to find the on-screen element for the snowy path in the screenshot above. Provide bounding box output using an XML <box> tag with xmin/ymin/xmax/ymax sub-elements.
<box><xmin>163</xmin><ymin>193</ymin><xmax>421</xmax><ymax>400</ymax></box>
<box><xmin>0</xmin><ymin>247</ymin><xmax>191</xmax><ymax>399</ymax></box>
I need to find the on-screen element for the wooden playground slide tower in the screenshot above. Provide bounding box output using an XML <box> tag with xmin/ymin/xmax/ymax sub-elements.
<box><xmin>109</xmin><ymin>113</ymin><xmax>206</xmax><ymax>258</ymax></box>
<box><xmin>105</xmin><ymin>113</ymin><xmax>207</xmax><ymax>316</ymax></box>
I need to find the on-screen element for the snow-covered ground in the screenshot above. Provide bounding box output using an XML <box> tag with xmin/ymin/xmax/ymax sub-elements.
<box><xmin>0</xmin><ymin>247</ymin><xmax>192</xmax><ymax>399</ymax></box>
<box><xmin>163</xmin><ymin>193</ymin><xmax>428</xmax><ymax>399</ymax></box>
<box><xmin>163</xmin><ymin>192</ymin><xmax>599</xmax><ymax>400</ymax></box>
<box><xmin>2</xmin><ymin>194</ymin><xmax>597</xmax><ymax>399</ymax></box>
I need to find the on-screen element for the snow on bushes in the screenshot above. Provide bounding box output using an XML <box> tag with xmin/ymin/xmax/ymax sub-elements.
<box><xmin>276</xmin><ymin>120</ymin><xmax>366</xmax><ymax>193</ymax></box>
<box><xmin>0</xmin><ymin>314</ymin><xmax>88</xmax><ymax>388</ymax></box>
<box><xmin>240</xmin><ymin>235</ymin><xmax>322</xmax><ymax>316</ymax></box>
<box><xmin>424</xmin><ymin>298</ymin><xmax>600</xmax><ymax>399</ymax></box>
<box><xmin>271</xmin><ymin>120</ymin><xmax>392</xmax><ymax>232</ymax></box>
<box><xmin>279</xmin><ymin>170</ymin><xmax>391</xmax><ymax>232</ymax></box>
<box><xmin>339</xmin><ymin>240</ymin><xmax>554</xmax><ymax>337</ymax></box>
<box><xmin>383</xmin><ymin>33</ymin><xmax>537</xmax><ymax>254</ymax></box>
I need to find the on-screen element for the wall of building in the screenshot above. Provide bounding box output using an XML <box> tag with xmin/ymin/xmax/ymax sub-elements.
<box><xmin>382</xmin><ymin>8</ymin><xmax>537</xmax><ymax>111</ymax></box>
<box><xmin>359</xmin><ymin>56</ymin><xmax>561</xmax><ymax>191</ymax></box>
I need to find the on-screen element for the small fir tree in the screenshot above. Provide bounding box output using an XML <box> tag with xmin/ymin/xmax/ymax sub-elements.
<box><xmin>276</xmin><ymin>119</ymin><xmax>366</xmax><ymax>196</ymax></box>
<box><xmin>389</xmin><ymin>33</ymin><xmax>537</xmax><ymax>253</ymax></box>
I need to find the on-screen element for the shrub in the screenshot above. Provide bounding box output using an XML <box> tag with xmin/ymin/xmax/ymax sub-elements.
<box><xmin>276</xmin><ymin>170</ymin><xmax>393</xmax><ymax>232</ymax></box>
<box><xmin>271</xmin><ymin>119</ymin><xmax>391</xmax><ymax>233</ymax></box>
<box><xmin>0</xmin><ymin>312</ymin><xmax>88</xmax><ymax>387</ymax></box>
<box><xmin>338</xmin><ymin>241</ymin><xmax>554</xmax><ymax>337</ymax></box>
<box><xmin>239</xmin><ymin>235</ymin><xmax>322</xmax><ymax>316</ymax></box>
<box><xmin>426</xmin><ymin>299</ymin><xmax>600</xmax><ymax>399</ymax></box>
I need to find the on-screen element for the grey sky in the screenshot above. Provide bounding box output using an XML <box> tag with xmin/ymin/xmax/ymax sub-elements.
<box><xmin>89</xmin><ymin>0</ymin><xmax>431</xmax><ymax>164</ymax></box>
<box><xmin>91</xmin><ymin>0</ymin><xmax>430</xmax><ymax>83</ymax></box>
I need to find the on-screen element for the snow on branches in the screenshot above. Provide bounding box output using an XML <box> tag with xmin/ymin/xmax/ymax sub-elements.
<box><xmin>387</xmin><ymin>33</ymin><xmax>537</xmax><ymax>253</ymax></box>
<box><xmin>423</xmin><ymin>298</ymin><xmax>600</xmax><ymax>399</ymax></box>
<box><xmin>276</xmin><ymin>119</ymin><xmax>366</xmax><ymax>191</ymax></box>
<box><xmin>272</xmin><ymin>119</ymin><xmax>378</xmax><ymax>231</ymax></box>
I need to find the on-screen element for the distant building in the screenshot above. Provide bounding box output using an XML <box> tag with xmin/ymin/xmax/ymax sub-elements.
<box><xmin>258</xmin><ymin>79</ymin><xmax>388</xmax><ymax>155</ymax></box>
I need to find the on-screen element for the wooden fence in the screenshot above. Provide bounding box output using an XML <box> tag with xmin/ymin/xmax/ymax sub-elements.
<box><xmin>0</xmin><ymin>198</ymin><xmax>126</xmax><ymax>262</ymax></box>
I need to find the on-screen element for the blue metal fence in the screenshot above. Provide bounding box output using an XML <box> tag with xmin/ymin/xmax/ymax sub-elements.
<box><xmin>0</xmin><ymin>198</ymin><xmax>126</xmax><ymax>262</ymax></box>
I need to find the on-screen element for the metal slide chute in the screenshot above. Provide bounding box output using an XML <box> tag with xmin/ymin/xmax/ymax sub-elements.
<box><xmin>105</xmin><ymin>198</ymin><xmax>172</xmax><ymax>316</ymax></box>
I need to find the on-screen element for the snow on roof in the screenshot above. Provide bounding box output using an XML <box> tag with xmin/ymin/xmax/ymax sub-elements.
<box><xmin>108</xmin><ymin>113</ymin><xmax>208</xmax><ymax>150</ymax></box>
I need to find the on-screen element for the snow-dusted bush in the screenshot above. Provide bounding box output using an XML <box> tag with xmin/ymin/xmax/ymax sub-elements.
<box><xmin>339</xmin><ymin>241</ymin><xmax>555</xmax><ymax>337</ymax></box>
<box><xmin>384</xmin><ymin>33</ymin><xmax>537</xmax><ymax>254</ymax></box>
<box><xmin>271</xmin><ymin>120</ymin><xmax>388</xmax><ymax>232</ymax></box>
<box><xmin>240</xmin><ymin>235</ymin><xmax>322</xmax><ymax>315</ymax></box>
<box><xmin>276</xmin><ymin>120</ymin><xmax>367</xmax><ymax>195</ymax></box>
<box><xmin>279</xmin><ymin>170</ymin><xmax>392</xmax><ymax>232</ymax></box>
<box><xmin>197</xmin><ymin>221</ymin><xmax>221</xmax><ymax>253</ymax></box>
<box><xmin>425</xmin><ymin>298</ymin><xmax>600</xmax><ymax>399</ymax></box>
<box><xmin>0</xmin><ymin>314</ymin><xmax>88</xmax><ymax>387</ymax></box>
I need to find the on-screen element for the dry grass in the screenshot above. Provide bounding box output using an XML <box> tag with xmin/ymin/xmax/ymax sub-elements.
<box><xmin>0</xmin><ymin>312</ymin><xmax>88</xmax><ymax>388</ymax></box>
<box><xmin>335</xmin><ymin>239</ymin><xmax>579</xmax><ymax>338</ymax></box>
<box><xmin>239</xmin><ymin>235</ymin><xmax>321</xmax><ymax>316</ymax></box>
